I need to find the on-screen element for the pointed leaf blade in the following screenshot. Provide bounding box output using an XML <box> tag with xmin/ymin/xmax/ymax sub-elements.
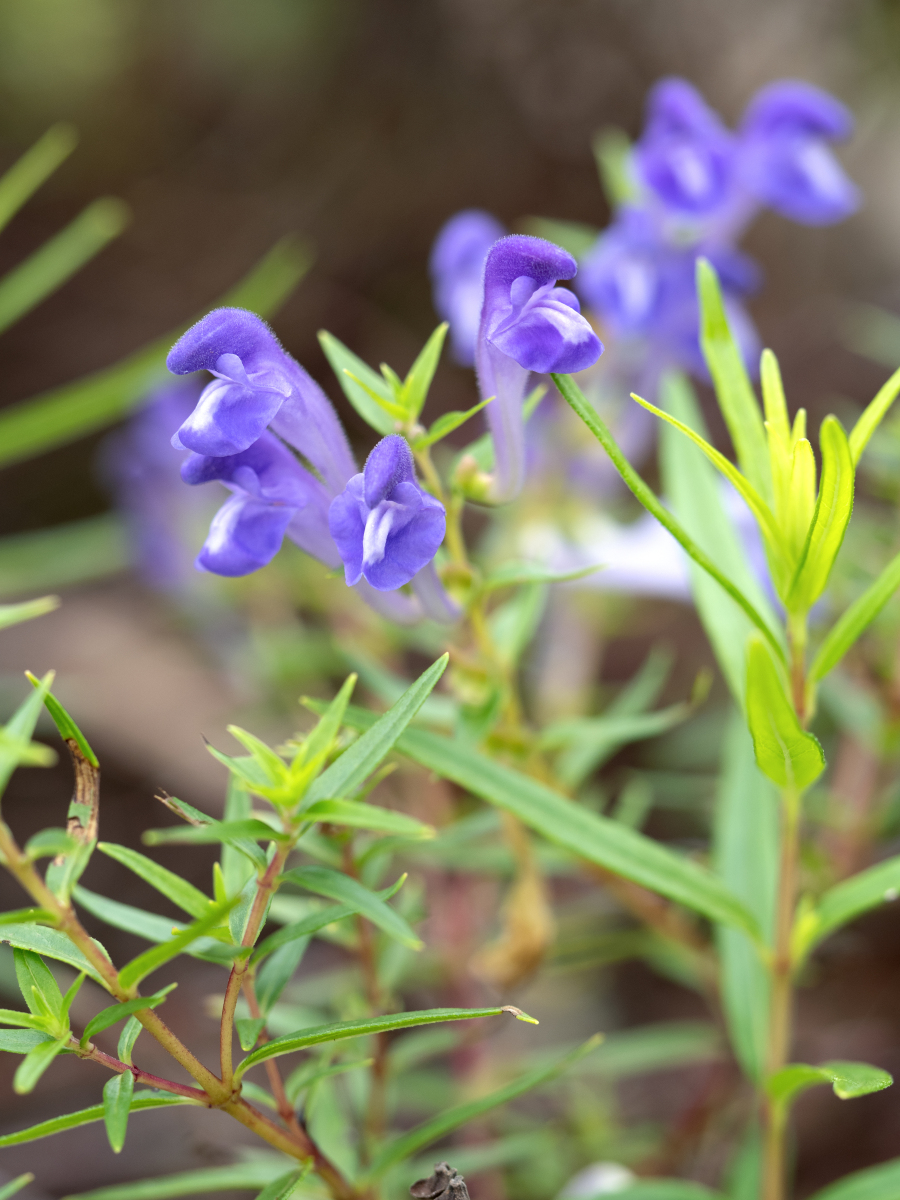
<box><xmin>97</xmin><ymin>843</ymin><xmax>212</xmax><ymax>920</ymax></box>
<box><xmin>788</xmin><ymin>417</ymin><xmax>855</xmax><ymax>611</ymax></box>
<box><xmin>282</xmin><ymin>865</ymin><xmax>421</xmax><ymax>949</ymax></box>
<box><xmin>103</xmin><ymin>1068</ymin><xmax>134</xmax><ymax>1153</ymax></box>
<box><xmin>746</xmin><ymin>640</ymin><xmax>825</xmax><ymax>790</ymax></box>
<box><xmin>317</xmin><ymin>330</ymin><xmax>396</xmax><ymax>435</ymax></box>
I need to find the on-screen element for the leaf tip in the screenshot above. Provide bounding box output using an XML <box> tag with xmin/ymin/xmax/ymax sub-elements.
<box><xmin>502</xmin><ymin>1005</ymin><xmax>539</xmax><ymax>1025</ymax></box>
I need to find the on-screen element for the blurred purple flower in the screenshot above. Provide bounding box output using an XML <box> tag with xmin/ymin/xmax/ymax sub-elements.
<box><xmin>737</xmin><ymin>80</ymin><xmax>860</xmax><ymax>225</ymax></box>
<box><xmin>477</xmin><ymin>234</ymin><xmax>603</xmax><ymax>500</ymax></box>
<box><xmin>329</xmin><ymin>435</ymin><xmax>446</xmax><ymax>591</ymax></box>
<box><xmin>634</xmin><ymin>78</ymin><xmax>735</xmax><ymax>218</ymax></box>
<box><xmin>99</xmin><ymin>382</ymin><xmax>205</xmax><ymax>592</ymax></box>
<box><xmin>430</xmin><ymin>209</ymin><xmax>506</xmax><ymax>365</ymax></box>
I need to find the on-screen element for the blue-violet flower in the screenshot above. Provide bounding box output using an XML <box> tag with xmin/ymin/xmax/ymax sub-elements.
<box><xmin>430</xmin><ymin>209</ymin><xmax>506</xmax><ymax>365</ymax></box>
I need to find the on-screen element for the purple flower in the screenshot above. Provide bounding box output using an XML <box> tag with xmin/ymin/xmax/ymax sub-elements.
<box><xmin>476</xmin><ymin>235</ymin><xmax>603</xmax><ymax>501</ymax></box>
<box><xmin>737</xmin><ymin>81</ymin><xmax>860</xmax><ymax>225</ymax></box>
<box><xmin>167</xmin><ymin>308</ymin><xmax>356</xmax><ymax>494</ymax></box>
<box><xmin>430</xmin><ymin>209</ymin><xmax>506</xmax><ymax>365</ymax></box>
<box><xmin>634</xmin><ymin>78</ymin><xmax>735</xmax><ymax>218</ymax></box>
<box><xmin>329</xmin><ymin>435</ymin><xmax>446</xmax><ymax>591</ymax></box>
<box><xmin>181</xmin><ymin>433</ymin><xmax>338</xmax><ymax>577</ymax></box>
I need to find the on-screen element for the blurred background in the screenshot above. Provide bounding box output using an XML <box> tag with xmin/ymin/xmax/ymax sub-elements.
<box><xmin>2</xmin><ymin>2</ymin><xmax>900</xmax><ymax>1197</ymax></box>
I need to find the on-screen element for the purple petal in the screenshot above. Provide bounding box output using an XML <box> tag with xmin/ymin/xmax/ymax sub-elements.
<box><xmin>489</xmin><ymin>285</ymin><xmax>602</xmax><ymax>373</ymax></box>
<box><xmin>167</xmin><ymin>308</ymin><xmax>282</xmax><ymax>375</ymax></box>
<box><xmin>363</xmin><ymin>498</ymin><xmax>446</xmax><ymax>591</ymax></box>
<box><xmin>741</xmin><ymin>81</ymin><xmax>854</xmax><ymax>140</ymax></box>
<box><xmin>328</xmin><ymin>475</ymin><xmax>367</xmax><ymax>585</ymax></box>
<box><xmin>181</xmin><ymin>432</ymin><xmax>319</xmax><ymax>507</ymax></box>
<box><xmin>196</xmin><ymin>495</ymin><xmax>294</xmax><ymax>577</ymax></box>
<box><xmin>362</xmin><ymin>435</ymin><xmax>415</xmax><ymax>507</ymax></box>
<box><xmin>430</xmin><ymin>210</ymin><xmax>506</xmax><ymax>366</ymax></box>
<box><xmin>173</xmin><ymin>354</ymin><xmax>288</xmax><ymax>456</ymax></box>
<box><xmin>483</xmin><ymin>235</ymin><xmax>577</xmax><ymax>302</ymax></box>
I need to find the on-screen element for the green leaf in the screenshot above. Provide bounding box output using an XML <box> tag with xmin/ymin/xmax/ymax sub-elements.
<box><xmin>554</xmin><ymin>370</ymin><xmax>786</xmax><ymax>666</ymax></box>
<box><xmin>767</xmin><ymin>1060</ymin><xmax>892</xmax><ymax>1110</ymax></box>
<box><xmin>794</xmin><ymin>855</ymin><xmax>900</xmax><ymax>962</ymax></box>
<box><xmin>0</xmin><ymin>124</ymin><xmax>78</xmax><ymax>232</ymax></box>
<box><xmin>73</xmin><ymin>886</ymin><xmax>239</xmax><ymax>964</ymax></box>
<box><xmin>488</xmin><ymin>583</ymin><xmax>547</xmax><ymax>668</ymax></box>
<box><xmin>0</xmin><ymin>1092</ymin><xmax>193</xmax><ymax>1149</ymax></box>
<box><xmin>578</xmin><ymin>1021</ymin><xmax>722</xmax><ymax>1079</ymax></box>
<box><xmin>142</xmin><ymin>819</ymin><xmax>282</xmax><ymax>851</ymax></box>
<box><xmin>660</xmin><ymin>372</ymin><xmax>784</xmax><ymax>705</ymax></box>
<box><xmin>0</xmin><ymin>236</ymin><xmax>310</xmax><ymax>470</ymax></box>
<box><xmin>0</xmin><ymin>1174</ymin><xmax>35</xmax><ymax>1200</ymax></box>
<box><xmin>0</xmin><ymin>922</ymin><xmax>104</xmax><ymax>982</ymax></box>
<box><xmin>317</xmin><ymin>330</ymin><xmax>396</xmax><ymax>435</ymax></box>
<box><xmin>254</xmin><ymin>938</ymin><xmax>310</xmax><ymax>1015</ymax></box>
<box><xmin>411</xmin><ymin>398</ymin><xmax>491</xmax><ymax>450</ymax></box>
<box><xmin>14</xmin><ymin>947</ymin><xmax>63</xmax><ymax>1019</ymax></box>
<box><xmin>303</xmin><ymin>654</ymin><xmax>449</xmax><ymax>807</ymax></box>
<box><xmin>402</xmin><ymin>322</ymin><xmax>448</xmax><ymax>418</ymax></box>
<box><xmin>480</xmin><ymin>559</ymin><xmax>602</xmax><ymax>592</ymax></box>
<box><xmin>788</xmin><ymin>416</ymin><xmax>855</xmax><ymax>611</ymax></box>
<box><xmin>517</xmin><ymin>216</ymin><xmax>601</xmax><ymax>259</ymax></box>
<box><xmin>0</xmin><ymin>1009</ymin><xmax>45</xmax><ymax>1030</ymax></box>
<box><xmin>97</xmin><ymin>843</ymin><xmax>213</xmax><ymax>919</ymax></box>
<box><xmin>540</xmin><ymin>704</ymin><xmax>691</xmax><ymax>790</ymax></box>
<box><xmin>0</xmin><ymin>1028</ymin><xmax>52</xmax><ymax>1053</ymax></box>
<box><xmin>0</xmin><ymin>197</ymin><xmax>129</xmax><ymax>336</ymax></box>
<box><xmin>614</xmin><ymin>1185</ymin><xmax>724</xmax><ymax>1199</ymax></box>
<box><xmin>0</xmin><ymin>595</ymin><xmax>59</xmax><ymax>629</ymax></box>
<box><xmin>696</xmin><ymin>258</ymin><xmax>771</xmax><ymax>500</ymax></box>
<box><xmin>13</xmin><ymin>1034</ymin><xmax>67</xmax><ymax>1093</ymax></box>
<box><xmin>117</xmin><ymin>898</ymin><xmax>238</xmax><ymax>989</ymax></box>
<box><xmin>633</xmin><ymin>391</ymin><xmax>786</xmax><ymax>562</ymax></box>
<box><xmin>118</xmin><ymin>1016</ymin><xmax>142</xmax><ymax>1065</ymax></box>
<box><xmin>235</xmin><ymin>1016</ymin><xmax>266</xmax><ymax>1051</ymax></box>
<box><xmin>0</xmin><ymin>671</ymin><xmax>55</xmax><ymax>795</ymax></box>
<box><xmin>300</xmin><ymin>798</ymin><xmax>433</xmax><ymax>839</ymax></box>
<box><xmin>61</xmin><ymin>1162</ymin><xmax>290</xmax><ymax>1200</ymax></box>
<box><xmin>746</xmin><ymin>639</ymin><xmax>825</xmax><ymax>791</ymax></box>
<box><xmin>282</xmin><ymin>865</ymin><xmax>421</xmax><ymax>950</ymax></box>
<box><xmin>713</xmin><ymin>714</ymin><xmax>778</xmax><ymax>1082</ymax></box>
<box><xmin>810</xmin><ymin>549</ymin><xmax>900</xmax><ymax>681</ymax></box>
<box><xmin>290</xmin><ymin>673</ymin><xmax>357</xmax><ymax>798</ymax></box>
<box><xmin>220</xmin><ymin>777</ymin><xmax>255</xmax><ymax>899</ymax></box>
<box><xmin>25</xmin><ymin>670</ymin><xmax>98</xmax><ymax>767</ymax></box>
<box><xmin>593</xmin><ymin>126</ymin><xmax>639</xmax><ymax>208</ymax></box>
<box><xmin>81</xmin><ymin>984</ymin><xmax>177</xmax><ymax>1045</ymax></box>
<box><xmin>807</xmin><ymin>1155</ymin><xmax>900</xmax><ymax>1200</ymax></box>
<box><xmin>251</xmin><ymin>879</ymin><xmax>407</xmax><ymax>963</ymax></box>
<box><xmin>364</xmin><ymin>1034</ymin><xmax>602</xmax><ymax>1181</ymax></box>
<box><xmin>236</xmin><ymin>1006</ymin><xmax>531</xmax><ymax>1078</ymax></box>
<box><xmin>335</xmin><ymin>707</ymin><xmax>761</xmax><ymax>940</ymax></box>
<box><xmin>103</xmin><ymin>1069</ymin><xmax>134</xmax><ymax>1153</ymax></box>
<box><xmin>252</xmin><ymin>1169</ymin><xmax>312</xmax><ymax>1200</ymax></box>
<box><xmin>849</xmin><ymin>364</ymin><xmax>900</xmax><ymax>465</ymax></box>
<box><xmin>0</xmin><ymin>514</ymin><xmax>129</xmax><ymax>598</ymax></box>
<box><xmin>24</xmin><ymin>828</ymin><xmax>76</xmax><ymax>860</ymax></box>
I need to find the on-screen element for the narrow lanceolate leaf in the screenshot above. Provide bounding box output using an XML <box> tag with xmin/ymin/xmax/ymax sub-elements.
<box><xmin>0</xmin><ymin>236</ymin><xmax>310</xmax><ymax>470</ymax></box>
<box><xmin>411</xmin><ymin>398</ymin><xmax>491</xmax><ymax>450</ymax></box>
<box><xmin>660</xmin><ymin>373</ymin><xmax>784</xmax><ymax>706</ymax></box>
<box><xmin>281</xmin><ymin>866</ymin><xmax>421</xmax><ymax>949</ymax></box>
<box><xmin>0</xmin><ymin>595</ymin><xmax>59</xmax><ymax>630</ymax></box>
<box><xmin>26</xmin><ymin>672</ymin><xmax>98</xmax><ymax>767</ymax></box>
<box><xmin>849</xmin><ymin>363</ymin><xmax>900</xmax><ymax>465</ymax></box>
<box><xmin>746</xmin><ymin>640</ymin><xmax>825</xmax><ymax>791</ymax></box>
<box><xmin>103</xmin><ymin>1069</ymin><xmax>134</xmax><ymax>1153</ymax></box>
<box><xmin>696</xmin><ymin>258</ymin><xmax>771</xmax><ymax>500</ymax></box>
<box><xmin>0</xmin><ymin>924</ymin><xmax>104</xmax><ymax>984</ymax></box>
<box><xmin>301</xmin><ymin>799</ymin><xmax>433</xmax><ymax>839</ymax></box>
<box><xmin>793</xmin><ymin>855</ymin><xmax>900</xmax><ymax>962</ymax></box>
<box><xmin>553</xmin><ymin>371</ymin><xmax>785</xmax><ymax>666</ymax></box>
<box><xmin>0</xmin><ymin>197</ymin><xmax>129</xmax><ymax>336</ymax></box>
<box><xmin>81</xmin><ymin>984</ymin><xmax>177</xmax><ymax>1045</ymax></box>
<box><xmin>290</xmin><ymin>673</ymin><xmax>357</xmax><ymax>797</ymax></box>
<box><xmin>788</xmin><ymin>416</ymin><xmax>855</xmax><ymax>612</ymax></box>
<box><xmin>303</xmin><ymin>654</ymin><xmax>449</xmax><ymax>807</ymax></box>
<box><xmin>767</xmin><ymin>1061</ymin><xmax>892</xmax><ymax>1111</ymax></box>
<box><xmin>402</xmin><ymin>322</ymin><xmax>449</xmax><ymax>418</ymax></box>
<box><xmin>0</xmin><ymin>124</ymin><xmax>78</xmax><ymax>232</ymax></box>
<box><xmin>236</xmin><ymin>1007</ymin><xmax>532</xmax><ymax>1078</ymax></box>
<box><xmin>632</xmin><ymin>393</ymin><xmax>786</xmax><ymax>560</ymax></box>
<box><xmin>73</xmin><ymin>886</ymin><xmax>239</xmax><ymax>964</ymax></box>
<box><xmin>337</xmin><ymin>706</ymin><xmax>761</xmax><ymax>941</ymax></box>
<box><xmin>15</xmin><ymin>946</ymin><xmax>63</xmax><ymax>1018</ymax></box>
<box><xmin>117</xmin><ymin>898</ymin><xmax>237</xmax><ymax>990</ymax></box>
<box><xmin>61</xmin><ymin>1162</ymin><xmax>290</xmax><ymax>1200</ymax></box>
<box><xmin>97</xmin><ymin>843</ymin><xmax>212</xmax><ymax>919</ymax></box>
<box><xmin>480</xmin><ymin>559</ymin><xmax>602</xmax><ymax>592</ymax></box>
<box><xmin>0</xmin><ymin>1029</ymin><xmax>52</xmax><ymax>1054</ymax></box>
<box><xmin>0</xmin><ymin>1092</ymin><xmax>193</xmax><ymax>1148</ymax></box>
<box><xmin>251</xmin><ymin>879</ymin><xmax>406</xmax><ymax>963</ymax></box>
<box><xmin>0</xmin><ymin>671</ymin><xmax>54</xmax><ymax>796</ymax></box>
<box><xmin>142</xmin><ymin>818</ymin><xmax>282</xmax><ymax>850</ymax></box>
<box><xmin>0</xmin><ymin>1173</ymin><xmax>36</xmax><ymax>1200</ymax></box>
<box><xmin>807</xmin><ymin>1155</ymin><xmax>900</xmax><ymax>1200</ymax></box>
<box><xmin>364</xmin><ymin>1034</ymin><xmax>602</xmax><ymax>1181</ymax></box>
<box><xmin>13</xmin><ymin>1035</ymin><xmax>67</xmax><ymax>1093</ymax></box>
<box><xmin>810</xmin><ymin>549</ymin><xmax>900</xmax><ymax>682</ymax></box>
<box><xmin>318</xmin><ymin>330</ymin><xmax>396</xmax><ymax>436</ymax></box>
